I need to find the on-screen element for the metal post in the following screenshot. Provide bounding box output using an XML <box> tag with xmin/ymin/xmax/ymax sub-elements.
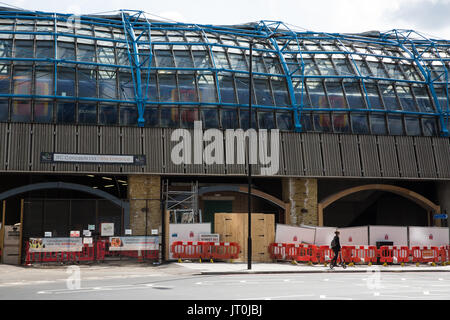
<box><xmin>247</xmin><ymin>40</ymin><xmax>253</xmax><ymax>270</ymax></box>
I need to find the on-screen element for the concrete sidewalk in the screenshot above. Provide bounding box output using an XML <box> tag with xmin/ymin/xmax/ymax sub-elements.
<box><xmin>174</xmin><ymin>261</ymin><xmax>450</xmax><ymax>275</ymax></box>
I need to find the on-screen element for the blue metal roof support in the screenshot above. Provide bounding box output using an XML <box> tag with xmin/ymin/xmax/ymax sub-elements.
<box><xmin>381</xmin><ymin>29</ymin><xmax>449</xmax><ymax>137</ymax></box>
<box><xmin>256</xmin><ymin>20</ymin><xmax>303</xmax><ymax>132</ymax></box>
<box><xmin>120</xmin><ymin>10</ymin><xmax>154</xmax><ymax>127</ymax></box>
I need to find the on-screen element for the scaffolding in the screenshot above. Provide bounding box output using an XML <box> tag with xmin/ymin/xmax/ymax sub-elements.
<box><xmin>163</xmin><ymin>180</ymin><xmax>201</xmax><ymax>223</ymax></box>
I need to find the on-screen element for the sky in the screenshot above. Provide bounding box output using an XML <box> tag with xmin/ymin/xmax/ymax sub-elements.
<box><xmin>2</xmin><ymin>0</ymin><xmax>450</xmax><ymax>40</ymax></box>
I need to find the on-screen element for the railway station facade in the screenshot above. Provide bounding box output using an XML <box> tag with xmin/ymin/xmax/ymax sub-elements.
<box><xmin>0</xmin><ymin>8</ymin><xmax>449</xmax><ymax>262</ymax></box>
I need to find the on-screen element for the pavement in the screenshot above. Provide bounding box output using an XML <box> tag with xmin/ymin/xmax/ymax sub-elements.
<box><xmin>174</xmin><ymin>260</ymin><xmax>450</xmax><ymax>274</ymax></box>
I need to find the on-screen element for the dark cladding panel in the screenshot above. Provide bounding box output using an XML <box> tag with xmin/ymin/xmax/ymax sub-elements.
<box><xmin>8</xmin><ymin>123</ymin><xmax>31</xmax><ymax>171</ymax></box>
<box><xmin>282</xmin><ymin>132</ymin><xmax>304</xmax><ymax>176</ymax></box>
<box><xmin>143</xmin><ymin>128</ymin><xmax>164</xmax><ymax>174</ymax></box>
<box><xmin>0</xmin><ymin>123</ymin><xmax>7</xmax><ymax>170</ymax></box>
<box><xmin>302</xmin><ymin>133</ymin><xmax>323</xmax><ymax>176</ymax></box>
<box><xmin>77</xmin><ymin>125</ymin><xmax>99</xmax><ymax>172</ymax></box>
<box><xmin>396</xmin><ymin>136</ymin><xmax>419</xmax><ymax>178</ymax></box>
<box><xmin>414</xmin><ymin>137</ymin><xmax>437</xmax><ymax>178</ymax></box>
<box><xmin>54</xmin><ymin>125</ymin><xmax>77</xmax><ymax>172</ymax></box>
<box><xmin>340</xmin><ymin>134</ymin><xmax>361</xmax><ymax>177</ymax></box>
<box><xmin>433</xmin><ymin>137</ymin><xmax>450</xmax><ymax>178</ymax></box>
<box><xmin>121</xmin><ymin>127</ymin><xmax>143</xmax><ymax>173</ymax></box>
<box><xmin>358</xmin><ymin>135</ymin><xmax>381</xmax><ymax>177</ymax></box>
<box><xmin>99</xmin><ymin>126</ymin><xmax>121</xmax><ymax>173</ymax></box>
<box><xmin>377</xmin><ymin>135</ymin><xmax>400</xmax><ymax>177</ymax></box>
<box><xmin>321</xmin><ymin>134</ymin><xmax>342</xmax><ymax>176</ymax></box>
<box><xmin>31</xmin><ymin>124</ymin><xmax>54</xmax><ymax>172</ymax></box>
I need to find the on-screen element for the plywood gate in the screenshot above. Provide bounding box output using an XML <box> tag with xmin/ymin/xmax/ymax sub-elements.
<box><xmin>214</xmin><ymin>213</ymin><xmax>275</xmax><ymax>262</ymax></box>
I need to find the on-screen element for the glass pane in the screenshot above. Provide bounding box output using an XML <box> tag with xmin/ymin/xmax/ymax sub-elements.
<box><xmin>78</xmin><ymin>69</ymin><xmax>97</xmax><ymax>98</ymax></box>
<box><xmin>413</xmin><ymin>86</ymin><xmax>434</xmax><ymax>112</ymax></box>
<box><xmin>220</xmin><ymin>108</ymin><xmax>237</xmax><ymax>129</ymax></box>
<box><xmin>142</xmin><ymin>73</ymin><xmax>157</xmax><ymax>101</ymax></box>
<box><xmin>325</xmin><ymin>82</ymin><xmax>346</xmax><ymax>108</ymax></box>
<box><xmin>178</xmin><ymin>74</ymin><xmax>198</xmax><ymax>102</ymax></box>
<box><xmin>303</xmin><ymin>58</ymin><xmax>320</xmax><ymax>76</ymax></box>
<box><xmin>334</xmin><ymin>59</ymin><xmax>354</xmax><ymax>76</ymax></box>
<box><xmin>159</xmin><ymin>74</ymin><xmax>177</xmax><ymax>102</ymax></box>
<box><xmin>218</xmin><ymin>75</ymin><xmax>236</xmax><ymax>103</ymax></box>
<box><xmin>405</xmin><ymin>117</ymin><xmax>421</xmax><ymax>136</ymax></box>
<box><xmin>57</xmin><ymin>68</ymin><xmax>75</xmax><ymax>97</ymax></box>
<box><xmin>97</xmin><ymin>46</ymin><xmax>115</xmax><ymax>65</ymax></box>
<box><xmin>236</xmin><ymin>77</ymin><xmax>251</xmax><ymax>105</ymax></box>
<box><xmin>388</xmin><ymin>115</ymin><xmax>403</xmax><ymax>135</ymax></box>
<box><xmin>258</xmin><ymin>111</ymin><xmax>275</xmax><ymax>129</ymax></box>
<box><xmin>99</xmin><ymin>105</ymin><xmax>117</xmax><ymax>125</ymax></box>
<box><xmin>144</xmin><ymin>107</ymin><xmax>159</xmax><ymax>127</ymax></box>
<box><xmin>174</xmin><ymin>51</ymin><xmax>194</xmax><ymax>68</ymax></box>
<box><xmin>198</xmin><ymin>74</ymin><xmax>217</xmax><ymax>103</ymax></box>
<box><xmin>35</xmin><ymin>68</ymin><xmax>53</xmax><ymax>96</ymax></box>
<box><xmin>193</xmin><ymin>51</ymin><xmax>211</xmax><ymax>68</ymax></box>
<box><xmin>119</xmin><ymin>72</ymin><xmax>135</xmax><ymax>101</ymax></box>
<box><xmin>155</xmin><ymin>50</ymin><xmax>175</xmax><ymax>68</ymax></box>
<box><xmin>56</xmin><ymin>102</ymin><xmax>76</xmax><ymax>123</ymax></box>
<box><xmin>368</xmin><ymin>61</ymin><xmax>388</xmax><ymax>78</ymax></box>
<box><xmin>78</xmin><ymin>104</ymin><xmax>97</xmax><ymax>124</ymax></box>
<box><xmin>77</xmin><ymin>44</ymin><xmax>96</xmax><ymax>63</ymax></box>
<box><xmin>229</xmin><ymin>53</ymin><xmax>248</xmax><ymax>71</ymax></box>
<box><xmin>0</xmin><ymin>40</ymin><xmax>12</xmax><ymax>58</ymax></box>
<box><xmin>36</xmin><ymin>41</ymin><xmax>54</xmax><ymax>60</ymax></box>
<box><xmin>254</xmin><ymin>79</ymin><xmax>274</xmax><ymax>106</ymax></box>
<box><xmin>344</xmin><ymin>81</ymin><xmax>366</xmax><ymax>109</ymax></box>
<box><xmin>422</xmin><ymin>117</ymin><xmax>437</xmax><ymax>136</ymax></box>
<box><xmin>14</xmin><ymin>40</ymin><xmax>33</xmax><ymax>59</ymax></box>
<box><xmin>397</xmin><ymin>85</ymin><xmax>417</xmax><ymax>112</ymax></box>
<box><xmin>313</xmin><ymin>113</ymin><xmax>332</xmax><ymax>132</ymax></box>
<box><xmin>307</xmin><ymin>81</ymin><xmax>328</xmax><ymax>108</ymax></box>
<box><xmin>0</xmin><ymin>100</ymin><xmax>7</xmax><ymax>121</ymax></box>
<box><xmin>332</xmin><ymin>113</ymin><xmax>350</xmax><ymax>133</ymax></box>
<box><xmin>34</xmin><ymin>102</ymin><xmax>53</xmax><ymax>123</ymax></box>
<box><xmin>99</xmin><ymin>70</ymin><xmax>117</xmax><ymax>99</ymax></box>
<box><xmin>180</xmin><ymin>108</ymin><xmax>199</xmax><ymax>128</ymax></box>
<box><xmin>120</xmin><ymin>106</ymin><xmax>137</xmax><ymax>126</ymax></box>
<box><xmin>0</xmin><ymin>64</ymin><xmax>10</xmax><ymax>94</ymax></box>
<box><xmin>351</xmin><ymin>114</ymin><xmax>369</xmax><ymax>134</ymax></box>
<box><xmin>301</xmin><ymin>113</ymin><xmax>313</xmax><ymax>131</ymax></box>
<box><xmin>364</xmin><ymin>83</ymin><xmax>383</xmax><ymax>109</ymax></box>
<box><xmin>276</xmin><ymin>112</ymin><xmax>292</xmax><ymax>130</ymax></box>
<box><xmin>263</xmin><ymin>56</ymin><xmax>282</xmax><ymax>74</ymax></box>
<box><xmin>11</xmin><ymin>101</ymin><xmax>31</xmax><ymax>122</ymax></box>
<box><xmin>160</xmin><ymin>106</ymin><xmax>179</xmax><ymax>127</ymax></box>
<box><xmin>239</xmin><ymin>109</ymin><xmax>257</xmax><ymax>129</ymax></box>
<box><xmin>214</xmin><ymin>52</ymin><xmax>230</xmax><ymax>69</ymax></box>
<box><xmin>57</xmin><ymin>42</ymin><xmax>75</xmax><ymax>61</ymax></box>
<box><xmin>370</xmin><ymin>114</ymin><xmax>387</xmax><ymax>135</ymax></box>
<box><xmin>379</xmin><ymin>84</ymin><xmax>400</xmax><ymax>110</ymax></box>
<box><xmin>316</xmin><ymin>58</ymin><xmax>336</xmax><ymax>75</ymax></box>
<box><xmin>272</xmin><ymin>79</ymin><xmax>290</xmax><ymax>106</ymax></box>
<box><xmin>201</xmin><ymin>108</ymin><xmax>218</xmax><ymax>129</ymax></box>
<box><xmin>13</xmin><ymin>68</ymin><xmax>32</xmax><ymax>95</ymax></box>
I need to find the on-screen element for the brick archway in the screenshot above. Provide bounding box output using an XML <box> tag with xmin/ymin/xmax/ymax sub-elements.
<box><xmin>318</xmin><ymin>184</ymin><xmax>441</xmax><ymax>226</ymax></box>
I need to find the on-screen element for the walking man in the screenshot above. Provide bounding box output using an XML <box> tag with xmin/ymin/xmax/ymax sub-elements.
<box><xmin>330</xmin><ymin>230</ymin><xmax>341</xmax><ymax>268</ymax></box>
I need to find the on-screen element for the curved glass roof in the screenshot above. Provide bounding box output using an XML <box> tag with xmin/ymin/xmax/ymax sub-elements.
<box><xmin>0</xmin><ymin>8</ymin><xmax>448</xmax><ymax>137</ymax></box>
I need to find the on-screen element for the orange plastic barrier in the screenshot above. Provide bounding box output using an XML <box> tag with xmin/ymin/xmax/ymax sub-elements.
<box><xmin>25</xmin><ymin>243</ymin><xmax>95</xmax><ymax>264</ymax></box>
<box><xmin>268</xmin><ymin>243</ymin><xmax>287</xmax><ymax>260</ymax></box>
<box><xmin>365</xmin><ymin>246</ymin><xmax>378</xmax><ymax>263</ymax></box>
<box><xmin>206</xmin><ymin>242</ymin><xmax>240</xmax><ymax>261</ymax></box>
<box><xmin>421</xmin><ymin>246</ymin><xmax>439</xmax><ymax>263</ymax></box>
<box><xmin>411</xmin><ymin>246</ymin><xmax>422</xmax><ymax>263</ymax></box>
<box><xmin>350</xmin><ymin>246</ymin><xmax>367</xmax><ymax>263</ymax></box>
<box><xmin>379</xmin><ymin>246</ymin><xmax>394</xmax><ymax>264</ymax></box>
<box><xmin>171</xmin><ymin>241</ymin><xmax>204</xmax><ymax>260</ymax></box>
<box><xmin>392</xmin><ymin>246</ymin><xmax>410</xmax><ymax>264</ymax></box>
<box><xmin>341</xmin><ymin>246</ymin><xmax>355</xmax><ymax>263</ymax></box>
<box><xmin>318</xmin><ymin>245</ymin><xmax>333</xmax><ymax>263</ymax></box>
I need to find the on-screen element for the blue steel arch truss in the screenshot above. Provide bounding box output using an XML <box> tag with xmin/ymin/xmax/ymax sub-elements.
<box><xmin>0</xmin><ymin>7</ymin><xmax>447</xmax><ymax>136</ymax></box>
